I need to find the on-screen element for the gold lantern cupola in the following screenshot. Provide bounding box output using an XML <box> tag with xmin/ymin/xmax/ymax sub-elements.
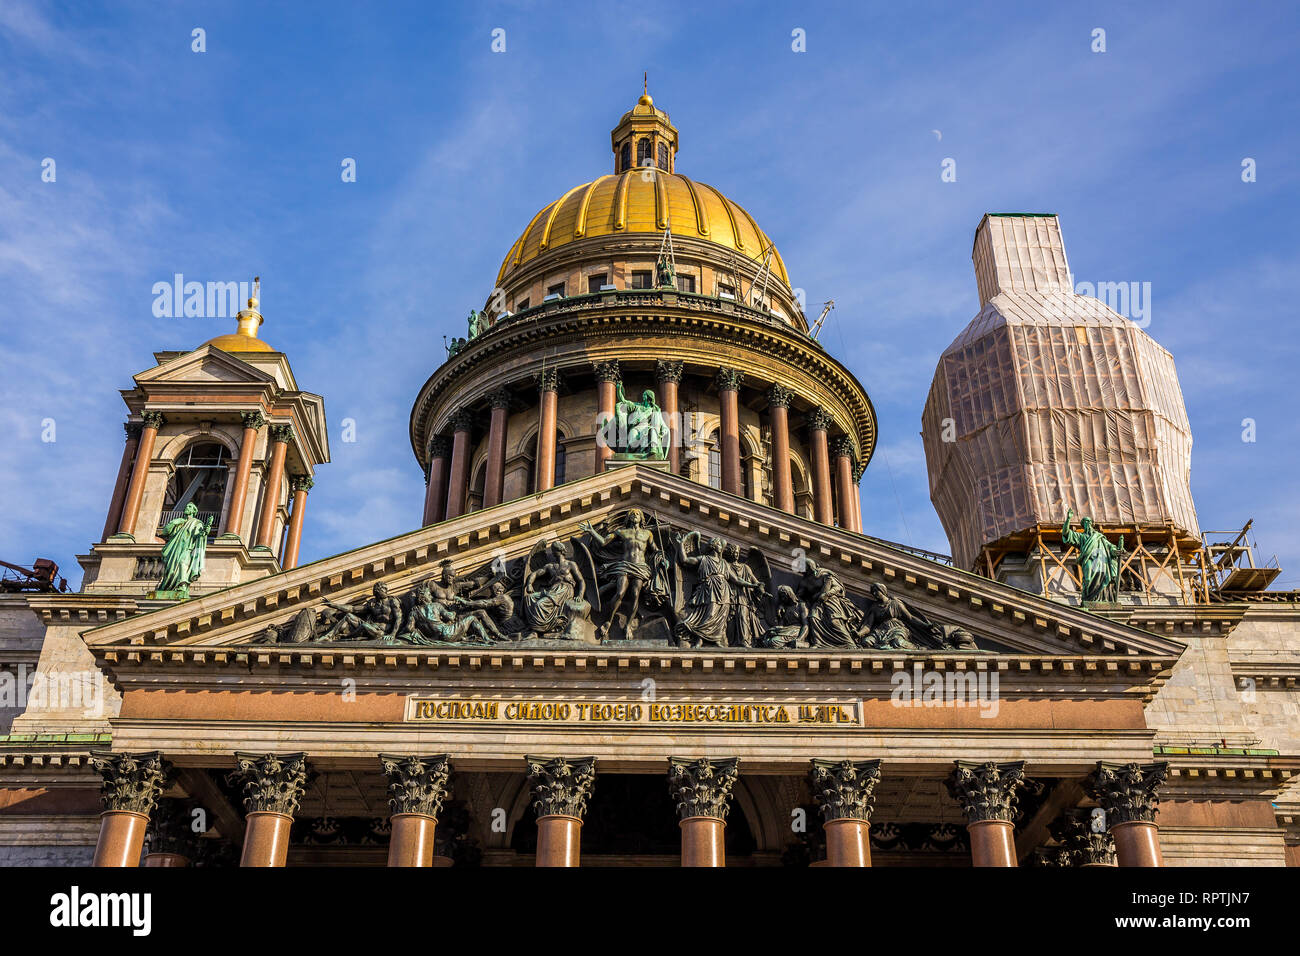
<box><xmin>611</xmin><ymin>78</ymin><xmax>679</xmax><ymax>174</ymax></box>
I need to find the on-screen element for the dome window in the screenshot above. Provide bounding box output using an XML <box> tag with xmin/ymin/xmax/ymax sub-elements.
<box><xmin>657</xmin><ymin>142</ymin><xmax>669</xmax><ymax>170</ymax></box>
<box><xmin>630</xmin><ymin>270</ymin><xmax>654</xmax><ymax>290</ymax></box>
<box><xmin>637</xmin><ymin>138</ymin><xmax>652</xmax><ymax>167</ymax></box>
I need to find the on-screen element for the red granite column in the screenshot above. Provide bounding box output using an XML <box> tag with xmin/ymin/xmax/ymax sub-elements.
<box><xmin>102</xmin><ymin>423</ymin><xmax>142</xmax><ymax>541</ymax></box>
<box><xmin>255</xmin><ymin>424</ymin><xmax>292</xmax><ymax>550</ymax></box>
<box><xmin>948</xmin><ymin>760</ymin><xmax>1028</xmax><ymax>867</ymax></box>
<box><xmin>527</xmin><ymin>755</ymin><xmax>596</xmax><ymax>867</ymax></box>
<box><xmin>535</xmin><ymin>370</ymin><xmax>560</xmax><ymax>492</ymax></box>
<box><xmin>808</xmin><ymin>409</ymin><xmax>834</xmax><ymax>525</ymax></box>
<box><xmin>767</xmin><ymin>386</ymin><xmax>794</xmax><ymax>514</ymax></box>
<box><xmin>811</xmin><ymin>758</ymin><xmax>881</xmax><ymax>867</ymax></box>
<box><xmin>593</xmin><ymin>360</ymin><xmax>620</xmax><ymax>471</ymax></box>
<box><xmin>656</xmin><ymin>360</ymin><xmax>683</xmax><ymax>474</ymax></box>
<box><xmin>380</xmin><ymin>754</ymin><xmax>451</xmax><ymax>868</ymax></box>
<box><xmin>832</xmin><ymin>438</ymin><xmax>861</xmax><ymax>532</ymax></box>
<box><xmin>90</xmin><ymin>751</ymin><xmax>169</xmax><ymax>868</ymax></box>
<box><xmin>1087</xmin><ymin>761</ymin><xmax>1169</xmax><ymax>867</ymax></box>
<box><xmin>281</xmin><ymin>476</ymin><xmax>312</xmax><ymax>570</ymax></box>
<box><xmin>222</xmin><ymin>411</ymin><xmax>265</xmax><ymax>538</ymax></box>
<box><xmin>716</xmin><ymin>368</ymin><xmax>744</xmax><ymax>495</ymax></box>
<box><xmin>669</xmin><ymin>757</ymin><xmax>739</xmax><ymax>868</ymax></box>
<box><xmin>231</xmin><ymin>752</ymin><xmax>308</xmax><ymax>867</ymax></box>
<box><xmin>444</xmin><ymin>411</ymin><xmax>474</xmax><ymax>519</ymax></box>
<box><xmin>482</xmin><ymin>388</ymin><xmax>511</xmax><ymax>508</ymax></box>
<box><xmin>116</xmin><ymin>411</ymin><xmax>165</xmax><ymax>538</ymax></box>
<box><xmin>423</xmin><ymin>436</ymin><xmax>450</xmax><ymax>525</ymax></box>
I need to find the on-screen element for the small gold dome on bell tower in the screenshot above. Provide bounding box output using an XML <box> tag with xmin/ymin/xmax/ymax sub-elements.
<box><xmin>611</xmin><ymin>78</ymin><xmax>678</xmax><ymax>174</ymax></box>
<box><xmin>202</xmin><ymin>276</ymin><xmax>275</xmax><ymax>353</ymax></box>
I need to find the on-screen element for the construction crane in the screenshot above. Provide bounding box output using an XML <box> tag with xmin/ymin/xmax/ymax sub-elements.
<box><xmin>0</xmin><ymin>558</ymin><xmax>68</xmax><ymax>593</ymax></box>
<box><xmin>809</xmin><ymin>299</ymin><xmax>835</xmax><ymax>339</ymax></box>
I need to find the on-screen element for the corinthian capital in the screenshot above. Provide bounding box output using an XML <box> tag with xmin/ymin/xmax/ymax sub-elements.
<box><xmin>593</xmin><ymin>359</ymin><xmax>621</xmax><ymax>383</ymax></box>
<box><xmin>141</xmin><ymin>411</ymin><xmax>167</xmax><ymax>431</ymax></box>
<box><xmin>269</xmin><ymin>423</ymin><xmax>294</xmax><ymax>444</ymax></box>
<box><xmin>715</xmin><ymin>367</ymin><xmax>744</xmax><ymax>392</ymax></box>
<box><xmin>427</xmin><ymin>435</ymin><xmax>451</xmax><ymax>459</ymax></box>
<box><xmin>240</xmin><ymin>411</ymin><xmax>267</xmax><ymax>431</ymax></box>
<box><xmin>806</xmin><ymin>408</ymin><xmax>833</xmax><ymax>433</ymax></box>
<box><xmin>449</xmin><ymin>409</ymin><xmax>476</xmax><ymax>433</ymax></box>
<box><xmin>1050</xmin><ymin>808</ymin><xmax>1117</xmax><ymax>866</ymax></box>
<box><xmin>809</xmin><ymin>758</ymin><xmax>881</xmax><ymax>823</ymax></box>
<box><xmin>766</xmin><ymin>384</ymin><xmax>793</xmax><ymax>409</ymax></box>
<box><xmin>655</xmin><ymin>359</ymin><xmax>684</xmax><ymax>384</ymax></box>
<box><xmin>536</xmin><ymin>368</ymin><xmax>561</xmax><ymax>393</ymax></box>
<box><xmin>379</xmin><ymin>753</ymin><xmax>452</xmax><ymax>818</ymax></box>
<box><xmin>1085</xmin><ymin>761</ymin><xmax>1169</xmax><ymax>825</ymax></box>
<box><xmin>229</xmin><ymin>752</ymin><xmax>310</xmax><ymax>816</ymax></box>
<box><xmin>525</xmin><ymin>755</ymin><xmax>596</xmax><ymax>819</ymax></box>
<box><xmin>947</xmin><ymin>760</ymin><xmax>1028</xmax><ymax>824</ymax></box>
<box><xmin>290</xmin><ymin>475</ymin><xmax>314</xmax><ymax>493</ymax></box>
<box><xmin>668</xmin><ymin>756</ymin><xmax>739</xmax><ymax>821</ymax></box>
<box><xmin>90</xmin><ymin>750</ymin><xmax>171</xmax><ymax>815</ymax></box>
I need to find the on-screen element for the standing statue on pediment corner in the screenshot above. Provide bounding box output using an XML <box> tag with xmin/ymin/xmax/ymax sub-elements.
<box><xmin>1062</xmin><ymin>508</ymin><xmax>1124</xmax><ymax>603</ymax></box>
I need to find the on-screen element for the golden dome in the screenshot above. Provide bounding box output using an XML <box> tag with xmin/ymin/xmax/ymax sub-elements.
<box><xmin>496</xmin><ymin>170</ymin><xmax>790</xmax><ymax>286</ymax></box>
<box><xmin>201</xmin><ymin>286</ymin><xmax>275</xmax><ymax>352</ymax></box>
<box><xmin>203</xmin><ymin>332</ymin><xmax>275</xmax><ymax>353</ymax></box>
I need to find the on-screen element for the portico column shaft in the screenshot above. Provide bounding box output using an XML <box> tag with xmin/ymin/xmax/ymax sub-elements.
<box><xmin>117</xmin><ymin>412</ymin><xmax>164</xmax><ymax>537</ymax></box>
<box><xmin>444</xmin><ymin>412</ymin><xmax>473</xmax><ymax>519</ymax></box>
<box><xmin>423</xmin><ymin>436</ymin><xmax>450</xmax><ymax>525</ymax></box>
<box><xmin>255</xmin><ymin>425</ymin><xmax>291</xmax><ymax>550</ymax></box>
<box><xmin>281</xmin><ymin>476</ymin><xmax>312</xmax><ymax>570</ymax></box>
<box><xmin>669</xmin><ymin>757</ymin><xmax>738</xmax><ymax>868</ymax></box>
<box><xmin>716</xmin><ymin>369</ymin><xmax>743</xmax><ymax>495</ymax></box>
<box><xmin>103</xmin><ymin>423</ymin><xmax>142</xmax><ymax>541</ymax></box>
<box><xmin>948</xmin><ymin>760</ymin><xmax>1028</xmax><ymax>867</ymax></box>
<box><xmin>1087</xmin><ymin>761</ymin><xmax>1169</xmax><ymax>867</ymax></box>
<box><xmin>536</xmin><ymin>370</ymin><xmax>560</xmax><ymax>492</ymax></box>
<box><xmin>767</xmin><ymin>387</ymin><xmax>794</xmax><ymax>513</ymax></box>
<box><xmin>833</xmin><ymin>439</ymin><xmax>861</xmax><ymax>532</ymax></box>
<box><xmin>482</xmin><ymin>389</ymin><xmax>510</xmax><ymax>508</ymax></box>
<box><xmin>527</xmin><ymin>756</ymin><xmax>596</xmax><ymax>867</ymax></box>
<box><xmin>230</xmin><ymin>752</ymin><xmax>308</xmax><ymax>868</ymax></box>
<box><xmin>811</xmin><ymin>758</ymin><xmax>880</xmax><ymax>867</ymax></box>
<box><xmin>380</xmin><ymin>754</ymin><xmax>451</xmax><ymax>868</ymax></box>
<box><xmin>657</xmin><ymin>360</ymin><xmax>683</xmax><ymax>474</ymax></box>
<box><xmin>223</xmin><ymin>411</ymin><xmax>264</xmax><ymax>537</ymax></box>
<box><xmin>594</xmin><ymin>360</ymin><xmax>620</xmax><ymax>471</ymax></box>
<box><xmin>90</xmin><ymin>751</ymin><xmax>169</xmax><ymax>868</ymax></box>
<box><xmin>808</xmin><ymin>410</ymin><xmax>834</xmax><ymax>525</ymax></box>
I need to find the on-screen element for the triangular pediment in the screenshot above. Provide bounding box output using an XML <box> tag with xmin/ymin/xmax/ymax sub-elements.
<box><xmin>83</xmin><ymin>466</ymin><xmax>1187</xmax><ymax>666</ymax></box>
<box><xmin>136</xmin><ymin>345</ymin><xmax>277</xmax><ymax>386</ymax></box>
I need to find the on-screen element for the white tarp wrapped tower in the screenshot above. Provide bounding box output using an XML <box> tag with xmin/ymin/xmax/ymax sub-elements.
<box><xmin>922</xmin><ymin>214</ymin><xmax>1199</xmax><ymax>578</ymax></box>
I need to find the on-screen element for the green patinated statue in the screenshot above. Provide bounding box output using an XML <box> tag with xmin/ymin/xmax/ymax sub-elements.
<box><xmin>656</xmin><ymin>253</ymin><xmax>675</xmax><ymax>289</ymax></box>
<box><xmin>613</xmin><ymin>381</ymin><xmax>669</xmax><ymax>460</ymax></box>
<box><xmin>467</xmin><ymin>310</ymin><xmax>482</xmax><ymax>340</ymax></box>
<box><xmin>156</xmin><ymin>502</ymin><xmax>213</xmax><ymax>597</ymax></box>
<box><xmin>1062</xmin><ymin>508</ymin><xmax>1124</xmax><ymax>603</ymax></box>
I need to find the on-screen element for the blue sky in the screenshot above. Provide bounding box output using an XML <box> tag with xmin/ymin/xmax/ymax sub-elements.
<box><xmin>2</xmin><ymin>1</ymin><xmax>1297</xmax><ymax>587</ymax></box>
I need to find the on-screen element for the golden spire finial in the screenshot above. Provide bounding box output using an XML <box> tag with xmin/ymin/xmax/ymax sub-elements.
<box><xmin>236</xmin><ymin>274</ymin><xmax>264</xmax><ymax>339</ymax></box>
<box><xmin>638</xmin><ymin>72</ymin><xmax>653</xmax><ymax>107</ymax></box>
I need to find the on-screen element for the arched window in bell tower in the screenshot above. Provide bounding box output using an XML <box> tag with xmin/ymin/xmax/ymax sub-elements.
<box><xmin>161</xmin><ymin>441</ymin><xmax>229</xmax><ymax>534</ymax></box>
<box><xmin>637</xmin><ymin>138</ymin><xmax>652</xmax><ymax>167</ymax></box>
<box><xmin>619</xmin><ymin>141</ymin><xmax>631</xmax><ymax>173</ymax></box>
<box><xmin>657</xmin><ymin>142</ymin><xmax>669</xmax><ymax>171</ymax></box>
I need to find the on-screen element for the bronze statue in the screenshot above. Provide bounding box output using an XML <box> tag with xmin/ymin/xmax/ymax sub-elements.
<box><xmin>582</xmin><ymin>510</ymin><xmax>662</xmax><ymax>640</ymax></box>
<box><xmin>611</xmin><ymin>382</ymin><xmax>669</xmax><ymax>460</ymax></box>
<box><xmin>673</xmin><ymin>532</ymin><xmax>759</xmax><ymax>648</ymax></box>
<box><xmin>156</xmin><ymin>501</ymin><xmax>213</xmax><ymax>596</ymax></box>
<box><xmin>318</xmin><ymin>583</ymin><xmax>404</xmax><ymax>642</ymax></box>
<box><xmin>656</xmin><ymin>253</ymin><xmax>675</xmax><ymax>289</ymax></box>
<box><xmin>1062</xmin><ymin>508</ymin><xmax>1124</xmax><ymax>603</ymax></box>
<box><xmin>521</xmin><ymin>540</ymin><xmax>591</xmax><ymax>641</ymax></box>
<box><xmin>724</xmin><ymin>543</ymin><xmax>765</xmax><ymax>648</ymax></box>
<box><xmin>760</xmin><ymin>586</ymin><xmax>810</xmax><ymax>648</ymax></box>
<box><xmin>397</xmin><ymin>582</ymin><xmax>499</xmax><ymax>645</ymax></box>
<box><xmin>467</xmin><ymin>310</ymin><xmax>482</xmax><ymax>340</ymax></box>
<box><xmin>795</xmin><ymin>559</ymin><xmax>862</xmax><ymax>648</ymax></box>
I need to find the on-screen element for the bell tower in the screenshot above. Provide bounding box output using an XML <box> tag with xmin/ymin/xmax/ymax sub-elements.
<box><xmin>83</xmin><ymin>279</ymin><xmax>330</xmax><ymax>597</ymax></box>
